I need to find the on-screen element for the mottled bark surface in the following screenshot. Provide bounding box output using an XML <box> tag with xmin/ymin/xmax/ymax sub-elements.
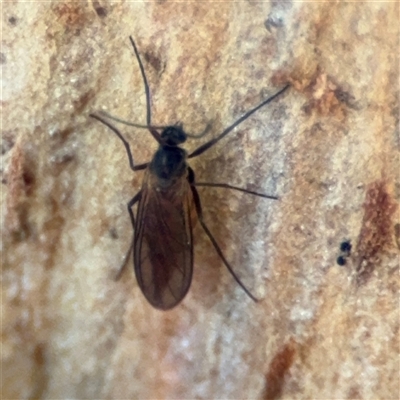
<box><xmin>2</xmin><ymin>1</ymin><xmax>399</xmax><ymax>399</ymax></box>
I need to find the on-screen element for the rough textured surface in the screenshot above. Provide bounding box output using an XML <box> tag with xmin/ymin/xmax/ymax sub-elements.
<box><xmin>2</xmin><ymin>1</ymin><xmax>399</xmax><ymax>399</ymax></box>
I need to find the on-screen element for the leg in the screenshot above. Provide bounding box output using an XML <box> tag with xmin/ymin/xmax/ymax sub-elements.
<box><xmin>114</xmin><ymin>191</ymin><xmax>142</xmax><ymax>280</ymax></box>
<box><xmin>127</xmin><ymin>190</ymin><xmax>141</xmax><ymax>231</ymax></box>
<box><xmin>188</xmin><ymin>84</ymin><xmax>290</xmax><ymax>159</ymax></box>
<box><xmin>188</xmin><ymin>172</ymin><xmax>258</xmax><ymax>302</ymax></box>
<box><xmin>90</xmin><ymin>113</ymin><xmax>148</xmax><ymax>172</ymax></box>
<box><xmin>194</xmin><ymin>182</ymin><xmax>278</xmax><ymax>200</ymax></box>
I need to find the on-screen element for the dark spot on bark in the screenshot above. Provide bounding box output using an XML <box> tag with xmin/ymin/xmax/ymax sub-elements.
<box><xmin>95</xmin><ymin>6</ymin><xmax>107</xmax><ymax>18</ymax></box>
<box><xmin>355</xmin><ymin>180</ymin><xmax>396</xmax><ymax>284</ymax></box>
<box><xmin>262</xmin><ymin>341</ymin><xmax>296</xmax><ymax>399</ymax></box>
<box><xmin>22</xmin><ymin>169</ymin><xmax>35</xmax><ymax>196</ymax></box>
<box><xmin>72</xmin><ymin>90</ymin><xmax>95</xmax><ymax>114</ymax></box>
<box><xmin>8</xmin><ymin>16</ymin><xmax>18</xmax><ymax>25</ymax></box>
<box><xmin>109</xmin><ymin>227</ymin><xmax>118</xmax><ymax>239</ymax></box>
<box><xmin>334</xmin><ymin>87</ymin><xmax>359</xmax><ymax>109</ymax></box>
<box><xmin>52</xmin><ymin>152</ymin><xmax>75</xmax><ymax>165</ymax></box>
<box><xmin>51</xmin><ymin>3</ymin><xmax>89</xmax><ymax>30</ymax></box>
<box><xmin>50</xmin><ymin>126</ymin><xmax>74</xmax><ymax>143</ymax></box>
<box><xmin>264</xmin><ymin>16</ymin><xmax>283</xmax><ymax>32</ymax></box>
<box><xmin>30</xmin><ymin>343</ymin><xmax>48</xmax><ymax>399</ymax></box>
<box><xmin>144</xmin><ymin>50</ymin><xmax>165</xmax><ymax>75</ymax></box>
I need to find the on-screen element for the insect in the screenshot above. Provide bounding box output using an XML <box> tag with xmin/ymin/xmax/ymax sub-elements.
<box><xmin>90</xmin><ymin>36</ymin><xmax>289</xmax><ymax>310</ymax></box>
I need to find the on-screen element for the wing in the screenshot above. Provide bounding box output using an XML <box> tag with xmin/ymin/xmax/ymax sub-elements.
<box><xmin>134</xmin><ymin>170</ymin><xmax>194</xmax><ymax>310</ymax></box>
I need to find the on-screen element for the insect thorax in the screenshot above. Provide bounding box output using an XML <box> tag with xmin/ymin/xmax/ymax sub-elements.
<box><xmin>150</xmin><ymin>146</ymin><xmax>188</xmax><ymax>186</ymax></box>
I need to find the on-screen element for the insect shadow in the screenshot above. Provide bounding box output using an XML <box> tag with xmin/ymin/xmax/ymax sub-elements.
<box><xmin>90</xmin><ymin>36</ymin><xmax>289</xmax><ymax>310</ymax></box>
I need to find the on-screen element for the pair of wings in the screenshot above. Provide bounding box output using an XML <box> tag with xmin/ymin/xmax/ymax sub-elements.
<box><xmin>133</xmin><ymin>170</ymin><xmax>194</xmax><ymax>310</ymax></box>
